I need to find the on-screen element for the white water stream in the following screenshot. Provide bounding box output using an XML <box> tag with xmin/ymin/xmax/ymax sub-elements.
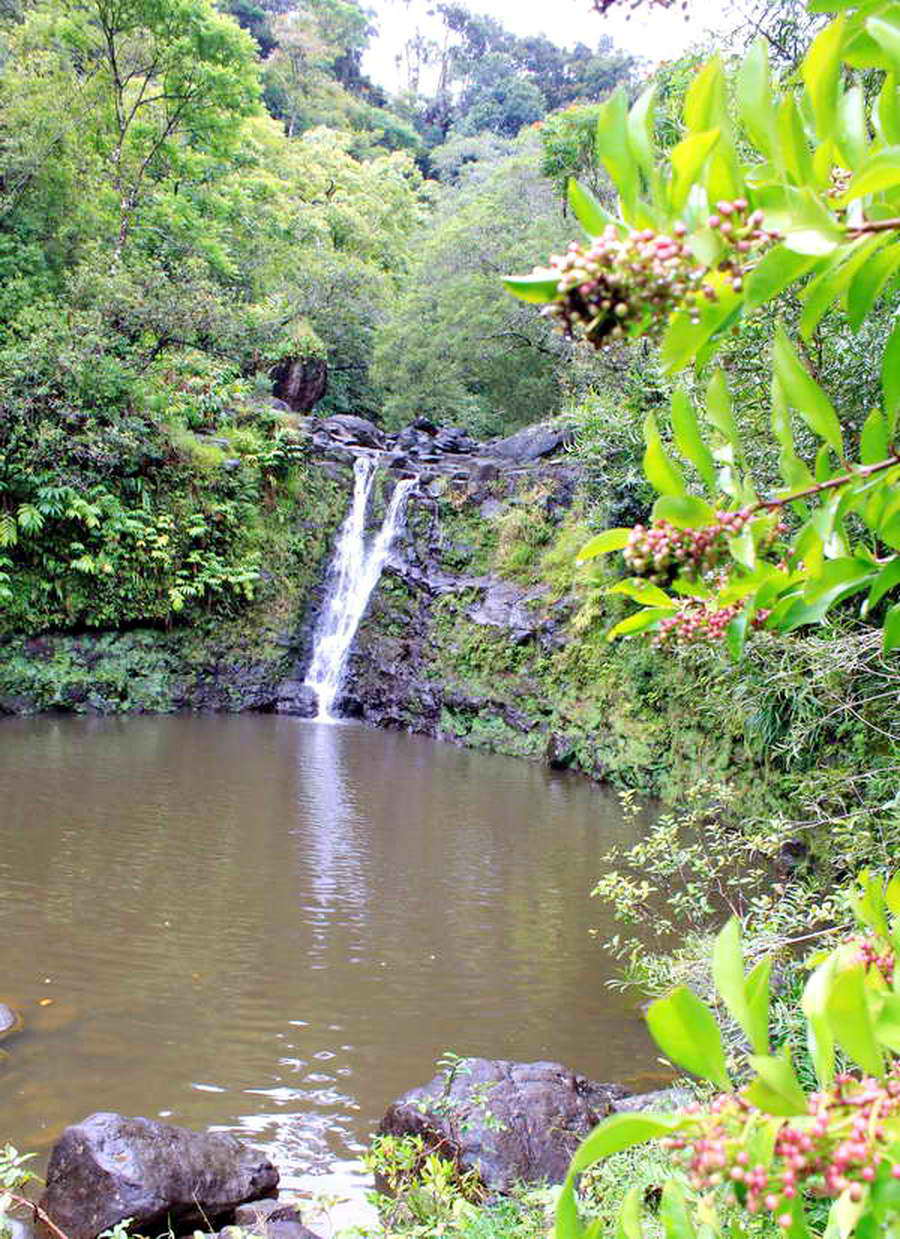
<box><xmin>304</xmin><ymin>456</ymin><xmax>416</xmax><ymax>721</ymax></box>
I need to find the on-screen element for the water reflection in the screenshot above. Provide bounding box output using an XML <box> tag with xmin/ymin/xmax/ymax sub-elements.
<box><xmin>0</xmin><ymin>715</ymin><xmax>657</xmax><ymax>1185</ymax></box>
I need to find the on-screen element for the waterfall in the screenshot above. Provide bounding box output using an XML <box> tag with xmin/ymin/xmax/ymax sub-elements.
<box><xmin>304</xmin><ymin>456</ymin><xmax>416</xmax><ymax>722</ymax></box>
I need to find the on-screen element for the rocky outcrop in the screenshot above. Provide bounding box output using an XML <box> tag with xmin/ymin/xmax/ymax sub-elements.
<box><xmin>40</xmin><ymin>1113</ymin><xmax>279</xmax><ymax>1239</ymax></box>
<box><xmin>271</xmin><ymin>358</ymin><xmax>328</xmax><ymax>413</ymax></box>
<box><xmin>317</xmin><ymin>415</ymin><xmax>385</xmax><ymax>450</ymax></box>
<box><xmin>275</xmin><ymin>680</ymin><xmax>318</xmax><ymax>717</ymax></box>
<box><xmin>378</xmin><ymin>1058</ymin><xmax>627</xmax><ymax>1192</ymax></box>
<box><xmin>490</xmin><ymin>423</ymin><xmax>575</xmax><ymax>463</ymax></box>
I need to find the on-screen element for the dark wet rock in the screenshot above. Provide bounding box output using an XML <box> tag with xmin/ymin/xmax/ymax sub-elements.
<box><xmin>271</xmin><ymin>357</ymin><xmax>328</xmax><ymax>413</ymax></box>
<box><xmin>275</xmin><ymin>680</ymin><xmax>317</xmax><ymax>717</ymax></box>
<box><xmin>413</xmin><ymin>416</ymin><xmax>438</xmax><ymax>434</ymax></box>
<box><xmin>319</xmin><ymin>415</ymin><xmax>384</xmax><ymax>449</ymax></box>
<box><xmin>491</xmin><ymin>423</ymin><xmax>574</xmax><ymax>463</ymax></box>
<box><xmin>434</xmin><ymin>427</ymin><xmax>476</xmax><ymax>454</ymax></box>
<box><xmin>545</xmin><ymin>734</ymin><xmax>577</xmax><ymax>771</ymax></box>
<box><xmin>378</xmin><ymin>1058</ymin><xmax>626</xmax><ymax>1192</ymax></box>
<box><xmin>228</xmin><ymin>1200</ymin><xmax>323</xmax><ymax>1239</ymax></box>
<box><xmin>40</xmin><ymin>1112</ymin><xmax>279</xmax><ymax>1239</ymax></box>
<box><xmin>613</xmin><ymin>1087</ymin><xmax>693</xmax><ymax>1114</ymax></box>
<box><xmin>0</xmin><ymin>1002</ymin><xmax>21</xmax><ymax>1037</ymax></box>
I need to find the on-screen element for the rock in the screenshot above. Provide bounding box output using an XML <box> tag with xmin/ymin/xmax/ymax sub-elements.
<box><xmin>40</xmin><ymin>1113</ymin><xmax>279</xmax><ymax>1239</ymax></box>
<box><xmin>479</xmin><ymin>499</ymin><xmax>504</xmax><ymax>519</ymax></box>
<box><xmin>271</xmin><ymin>358</ymin><xmax>328</xmax><ymax>414</ymax></box>
<box><xmin>545</xmin><ymin>733</ymin><xmax>577</xmax><ymax>771</ymax></box>
<box><xmin>467</xmin><ymin>581</ymin><xmax>544</xmax><ymax>643</ymax></box>
<box><xmin>413</xmin><ymin>416</ymin><xmax>437</xmax><ymax>434</ymax></box>
<box><xmin>612</xmin><ymin>1087</ymin><xmax>693</xmax><ymax>1114</ymax></box>
<box><xmin>228</xmin><ymin>1200</ymin><xmax>322</xmax><ymax>1239</ymax></box>
<box><xmin>434</xmin><ymin>427</ymin><xmax>476</xmax><ymax>455</ymax></box>
<box><xmin>318</xmin><ymin>415</ymin><xmax>384</xmax><ymax>449</ymax></box>
<box><xmin>0</xmin><ymin>1003</ymin><xmax>21</xmax><ymax>1038</ymax></box>
<box><xmin>491</xmin><ymin>423</ymin><xmax>574</xmax><ymax>464</ymax></box>
<box><xmin>378</xmin><ymin>1058</ymin><xmax>626</xmax><ymax>1192</ymax></box>
<box><xmin>275</xmin><ymin>680</ymin><xmax>318</xmax><ymax>717</ymax></box>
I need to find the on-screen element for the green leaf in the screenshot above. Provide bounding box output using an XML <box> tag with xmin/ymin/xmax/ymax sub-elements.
<box><xmin>597</xmin><ymin>89</ymin><xmax>638</xmax><ymax>214</ymax></box>
<box><xmin>882</xmin><ymin>317</ymin><xmax>900</xmax><ymax>432</ymax></box>
<box><xmin>669</xmin><ymin>388</ymin><xmax>717</xmax><ymax>492</ymax></box>
<box><xmin>867</xmin><ymin>557</ymin><xmax>900</xmax><ymax>609</ymax></box>
<box><xmin>746</xmin><ymin>246</ymin><xmax>819</xmax><ymax>312</ymax></box>
<box><xmin>782</xmin><ymin>558</ymin><xmax>877</xmax><ymax>630</ymax></box>
<box><xmin>842</xmin><ymin>145</ymin><xmax>900</xmax><ymax>200</ymax></box>
<box><xmin>777</xmin><ymin>97</ymin><xmax>814</xmax><ymax>186</ymax></box>
<box><xmin>627</xmin><ymin>85</ymin><xmax>656</xmax><ymax>174</ymax></box>
<box><xmin>847</xmin><ymin>243</ymin><xmax>900</xmax><ymax>329</ymax></box>
<box><xmin>644</xmin><ymin>414</ymin><xmax>686</xmax><ymax>496</ymax></box>
<box><xmin>567</xmin><ymin>179</ymin><xmax>616</xmax><ymax>237</ymax></box>
<box><xmin>737</xmin><ymin>39</ymin><xmax>778</xmax><ymax>159</ymax></box>
<box><xmin>886</xmin><ymin>602</ymin><xmax>900</xmax><ymax>651</ymax></box>
<box><xmin>712</xmin><ymin>917</ymin><xmax>768</xmax><ymax>1053</ymax></box>
<box><xmin>759</xmin><ymin>186</ymin><xmax>842</xmax><ymax>255</ymax></box>
<box><xmin>556</xmin><ymin>1113</ymin><xmax>685</xmax><ymax>1239</ymax></box>
<box><xmin>861</xmin><ymin>409</ymin><xmax>889</xmax><ymax>464</ymax></box>
<box><xmin>868</xmin><ymin>14</ymin><xmax>900</xmax><ymax>77</ymax></box>
<box><xmin>646</xmin><ymin>987</ymin><xmax>731</xmax><ymax>1089</ymax></box>
<box><xmin>802</xmin><ymin>958</ymin><xmax>836</xmax><ymax>1087</ymax></box>
<box><xmin>745</xmin><ymin>1052</ymin><xmax>809</xmax><ymax>1115</ymax></box>
<box><xmin>773</xmin><ymin>326</ymin><xmax>843</xmax><ymax>455</ymax></box>
<box><xmin>876</xmin><ymin>73</ymin><xmax>900</xmax><ymax>145</ymax></box>
<box><xmin>826</xmin><ymin>965</ymin><xmax>884</xmax><ymax>1075</ymax></box>
<box><xmin>502</xmin><ymin>274</ymin><xmax>559</xmax><ymax>304</ymax></box>
<box><xmin>799</xmin><ymin>235</ymin><xmax>888</xmax><ymax>340</ymax></box>
<box><xmin>685</xmin><ymin>57</ymin><xmax>727</xmax><ymax>133</ymax></box>
<box><xmin>837</xmin><ymin>84</ymin><xmax>867</xmax><ymax>169</ymax></box>
<box><xmin>617</xmin><ymin>1187</ymin><xmax>643</xmax><ymax>1239</ymax></box>
<box><xmin>802</xmin><ymin>16</ymin><xmax>846</xmax><ymax>141</ymax></box>
<box><xmin>608</xmin><ymin>579</ymin><xmax>674</xmax><ymax>608</ymax></box>
<box><xmin>705</xmin><ymin>368</ymin><xmax>743</xmax><ymax>457</ymax></box>
<box><xmin>746</xmin><ymin>957</ymin><xmax>773</xmax><ymax>1057</ymax></box>
<box><xmin>659</xmin><ymin>1182</ymin><xmax>697</xmax><ymax>1239</ymax></box>
<box><xmin>606</xmin><ymin>607</ymin><xmax>670</xmax><ymax>641</ymax></box>
<box><xmin>669</xmin><ymin>129</ymin><xmax>720</xmax><ymax>212</ymax></box>
<box><xmin>653</xmin><ymin>495</ymin><xmax>716</xmax><ymax>529</ymax></box>
<box><xmin>577</xmin><ymin>528</ymin><xmax>632</xmax><ymax>562</ymax></box>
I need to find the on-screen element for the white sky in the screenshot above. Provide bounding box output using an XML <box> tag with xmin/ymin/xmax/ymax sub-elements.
<box><xmin>363</xmin><ymin>0</ymin><xmax>714</xmax><ymax>93</ymax></box>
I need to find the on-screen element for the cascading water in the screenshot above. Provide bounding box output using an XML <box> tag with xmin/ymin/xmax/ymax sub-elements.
<box><xmin>304</xmin><ymin>456</ymin><xmax>417</xmax><ymax>722</ymax></box>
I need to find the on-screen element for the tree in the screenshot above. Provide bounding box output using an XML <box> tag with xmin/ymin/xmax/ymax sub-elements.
<box><xmin>506</xmin><ymin>0</ymin><xmax>900</xmax><ymax>653</ymax></box>
<box><xmin>16</xmin><ymin>0</ymin><xmax>261</xmax><ymax>254</ymax></box>
<box><xmin>374</xmin><ymin>138</ymin><xmax>577</xmax><ymax>436</ymax></box>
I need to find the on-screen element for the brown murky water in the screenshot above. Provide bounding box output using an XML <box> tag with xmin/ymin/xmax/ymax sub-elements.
<box><xmin>0</xmin><ymin>714</ymin><xmax>658</xmax><ymax>1195</ymax></box>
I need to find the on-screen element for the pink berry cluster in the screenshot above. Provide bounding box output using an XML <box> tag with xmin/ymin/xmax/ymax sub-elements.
<box><xmin>654</xmin><ymin>602</ymin><xmax>770</xmax><ymax>646</ymax></box>
<box><xmin>855</xmin><ymin>935</ymin><xmax>896</xmax><ymax>984</ymax></box>
<box><xmin>664</xmin><ymin>1069</ymin><xmax>900</xmax><ymax>1228</ymax></box>
<box><xmin>624</xmin><ymin>510</ymin><xmax>752</xmax><ymax>585</ymax></box>
<box><xmin>541</xmin><ymin>225</ymin><xmax>711</xmax><ymax>348</ymax></box>
<box><xmin>706</xmin><ymin>198</ymin><xmax>779</xmax><ymax>293</ymax></box>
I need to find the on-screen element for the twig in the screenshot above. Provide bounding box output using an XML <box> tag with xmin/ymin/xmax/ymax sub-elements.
<box><xmin>7</xmin><ymin>1193</ymin><xmax>71</xmax><ymax>1239</ymax></box>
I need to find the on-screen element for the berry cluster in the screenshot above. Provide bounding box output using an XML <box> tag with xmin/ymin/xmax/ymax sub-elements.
<box><xmin>624</xmin><ymin>510</ymin><xmax>752</xmax><ymax>585</ymax></box>
<box><xmin>664</xmin><ymin>1069</ymin><xmax>900</xmax><ymax>1228</ymax></box>
<box><xmin>856</xmin><ymin>935</ymin><xmax>896</xmax><ymax>984</ymax></box>
<box><xmin>706</xmin><ymin>198</ymin><xmax>779</xmax><ymax>292</ymax></box>
<box><xmin>541</xmin><ymin>226</ymin><xmax>711</xmax><ymax>347</ymax></box>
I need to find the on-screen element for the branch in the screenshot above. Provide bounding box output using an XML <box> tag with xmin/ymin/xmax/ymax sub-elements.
<box><xmin>756</xmin><ymin>452</ymin><xmax>900</xmax><ymax>512</ymax></box>
<box><xmin>7</xmin><ymin>1194</ymin><xmax>71</xmax><ymax>1239</ymax></box>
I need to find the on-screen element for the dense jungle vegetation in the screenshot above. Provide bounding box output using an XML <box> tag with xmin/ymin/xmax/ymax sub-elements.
<box><xmin>1</xmin><ymin>0</ymin><xmax>899</xmax><ymax>1236</ymax></box>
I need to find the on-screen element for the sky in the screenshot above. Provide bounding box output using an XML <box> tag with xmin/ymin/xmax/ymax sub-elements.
<box><xmin>362</xmin><ymin>0</ymin><xmax>715</xmax><ymax>94</ymax></box>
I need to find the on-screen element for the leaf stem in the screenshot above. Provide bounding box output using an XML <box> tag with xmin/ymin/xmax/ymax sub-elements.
<box><xmin>6</xmin><ymin>1193</ymin><xmax>71</xmax><ymax>1239</ymax></box>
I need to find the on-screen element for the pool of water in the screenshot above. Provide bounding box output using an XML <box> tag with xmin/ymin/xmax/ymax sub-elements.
<box><xmin>0</xmin><ymin>714</ymin><xmax>659</xmax><ymax>1206</ymax></box>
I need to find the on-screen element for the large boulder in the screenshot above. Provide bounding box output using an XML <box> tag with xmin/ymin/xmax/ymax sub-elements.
<box><xmin>39</xmin><ymin>1113</ymin><xmax>279</xmax><ymax>1239</ymax></box>
<box><xmin>378</xmin><ymin>1058</ymin><xmax>625</xmax><ymax>1192</ymax></box>
<box><xmin>491</xmin><ymin>423</ymin><xmax>574</xmax><ymax>464</ymax></box>
<box><xmin>318</xmin><ymin>415</ymin><xmax>384</xmax><ymax>449</ymax></box>
<box><xmin>271</xmin><ymin>358</ymin><xmax>328</xmax><ymax>413</ymax></box>
<box><xmin>275</xmin><ymin>680</ymin><xmax>318</xmax><ymax>717</ymax></box>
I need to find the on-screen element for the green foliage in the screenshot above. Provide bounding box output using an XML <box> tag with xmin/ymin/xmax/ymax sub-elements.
<box><xmin>507</xmin><ymin>2</ymin><xmax>900</xmax><ymax>655</ymax></box>
<box><xmin>556</xmin><ymin>876</ymin><xmax>900</xmax><ymax>1239</ymax></box>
